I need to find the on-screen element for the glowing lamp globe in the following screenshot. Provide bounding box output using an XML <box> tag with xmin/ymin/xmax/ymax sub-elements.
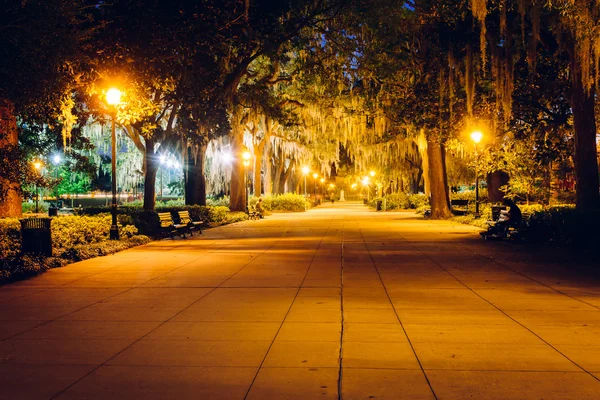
<box><xmin>106</xmin><ymin>88</ymin><xmax>122</xmax><ymax>106</ymax></box>
<box><xmin>470</xmin><ymin>131</ymin><xmax>483</xmax><ymax>144</ymax></box>
<box><xmin>302</xmin><ymin>166</ymin><xmax>309</xmax><ymax>175</ymax></box>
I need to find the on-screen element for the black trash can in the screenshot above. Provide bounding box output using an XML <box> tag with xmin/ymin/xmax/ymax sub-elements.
<box><xmin>363</xmin><ymin>198</ymin><xmax>368</xmax><ymax>205</ymax></box>
<box><xmin>20</xmin><ymin>218</ymin><xmax>52</xmax><ymax>256</ymax></box>
<box><xmin>376</xmin><ymin>200</ymin><xmax>382</xmax><ymax>211</ymax></box>
<box><xmin>48</xmin><ymin>207</ymin><xmax>58</xmax><ymax>217</ymax></box>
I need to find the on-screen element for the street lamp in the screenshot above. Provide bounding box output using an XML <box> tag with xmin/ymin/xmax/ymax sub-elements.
<box><xmin>33</xmin><ymin>160</ymin><xmax>43</xmax><ymax>213</ymax></box>
<box><xmin>242</xmin><ymin>151</ymin><xmax>251</xmax><ymax>213</ymax></box>
<box><xmin>106</xmin><ymin>87</ymin><xmax>122</xmax><ymax>240</ymax></box>
<box><xmin>302</xmin><ymin>166</ymin><xmax>309</xmax><ymax>196</ymax></box>
<box><xmin>362</xmin><ymin>176</ymin><xmax>371</xmax><ymax>202</ymax></box>
<box><xmin>471</xmin><ymin>130</ymin><xmax>483</xmax><ymax>218</ymax></box>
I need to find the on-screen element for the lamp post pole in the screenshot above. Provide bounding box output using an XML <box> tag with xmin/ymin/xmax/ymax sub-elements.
<box><xmin>110</xmin><ymin>110</ymin><xmax>119</xmax><ymax>240</ymax></box>
<box><xmin>474</xmin><ymin>145</ymin><xmax>480</xmax><ymax>218</ymax></box>
<box><xmin>470</xmin><ymin>131</ymin><xmax>483</xmax><ymax>219</ymax></box>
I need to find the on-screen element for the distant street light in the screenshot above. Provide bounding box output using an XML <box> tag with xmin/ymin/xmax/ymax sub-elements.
<box><xmin>242</xmin><ymin>151</ymin><xmax>251</xmax><ymax>213</ymax></box>
<box><xmin>302</xmin><ymin>166</ymin><xmax>309</xmax><ymax>196</ymax></box>
<box><xmin>106</xmin><ymin>87</ymin><xmax>122</xmax><ymax>240</ymax></box>
<box><xmin>362</xmin><ymin>176</ymin><xmax>371</xmax><ymax>202</ymax></box>
<box><xmin>471</xmin><ymin>130</ymin><xmax>483</xmax><ymax>218</ymax></box>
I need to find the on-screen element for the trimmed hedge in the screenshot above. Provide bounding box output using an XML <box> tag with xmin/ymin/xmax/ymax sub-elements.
<box><xmin>0</xmin><ymin>215</ymin><xmax>150</xmax><ymax>283</ymax></box>
<box><xmin>369</xmin><ymin>193</ymin><xmax>429</xmax><ymax>211</ymax></box>
<box><xmin>249</xmin><ymin>193</ymin><xmax>309</xmax><ymax>212</ymax></box>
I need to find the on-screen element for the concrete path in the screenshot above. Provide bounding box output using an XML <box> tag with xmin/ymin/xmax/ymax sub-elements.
<box><xmin>2</xmin><ymin>202</ymin><xmax>600</xmax><ymax>399</ymax></box>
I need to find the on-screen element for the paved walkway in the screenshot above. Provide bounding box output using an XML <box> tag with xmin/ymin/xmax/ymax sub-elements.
<box><xmin>2</xmin><ymin>202</ymin><xmax>600</xmax><ymax>399</ymax></box>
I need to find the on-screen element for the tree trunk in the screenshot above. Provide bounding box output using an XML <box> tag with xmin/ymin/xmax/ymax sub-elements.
<box><xmin>229</xmin><ymin>107</ymin><xmax>246</xmax><ymax>212</ymax></box>
<box><xmin>0</xmin><ymin>99</ymin><xmax>22</xmax><ymax>218</ymax></box>
<box><xmin>427</xmin><ymin>139</ymin><xmax>452</xmax><ymax>219</ymax></box>
<box><xmin>184</xmin><ymin>147</ymin><xmax>196</xmax><ymax>205</ymax></box>
<box><xmin>280</xmin><ymin>159</ymin><xmax>295</xmax><ymax>194</ymax></box>
<box><xmin>487</xmin><ymin>170</ymin><xmax>509</xmax><ymax>203</ymax></box>
<box><xmin>252</xmin><ymin>141</ymin><xmax>265</xmax><ymax>197</ymax></box>
<box><xmin>570</xmin><ymin>58</ymin><xmax>599</xmax><ymax>211</ymax></box>
<box><xmin>143</xmin><ymin>137</ymin><xmax>158</xmax><ymax>211</ymax></box>
<box><xmin>263</xmin><ymin>139</ymin><xmax>272</xmax><ymax>196</ymax></box>
<box><xmin>549</xmin><ymin>162</ymin><xmax>560</xmax><ymax>205</ymax></box>
<box><xmin>441</xmin><ymin>143</ymin><xmax>450</xmax><ymax>209</ymax></box>
<box><xmin>185</xmin><ymin>145</ymin><xmax>207</xmax><ymax>206</ymax></box>
<box><xmin>273</xmin><ymin>154</ymin><xmax>284</xmax><ymax>194</ymax></box>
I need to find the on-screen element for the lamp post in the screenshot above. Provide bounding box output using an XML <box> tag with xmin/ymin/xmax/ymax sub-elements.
<box><xmin>33</xmin><ymin>160</ymin><xmax>42</xmax><ymax>213</ymax></box>
<box><xmin>362</xmin><ymin>176</ymin><xmax>370</xmax><ymax>202</ymax></box>
<box><xmin>471</xmin><ymin>130</ymin><xmax>483</xmax><ymax>218</ymax></box>
<box><xmin>106</xmin><ymin>88</ymin><xmax>122</xmax><ymax>240</ymax></box>
<box><xmin>369</xmin><ymin>170</ymin><xmax>376</xmax><ymax>197</ymax></box>
<box><xmin>302</xmin><ymin>166</ymin><xmax>309</xmax><ymax>196</ymax></box>
<box><xmin>242</xmin><ymin>151</ymin><xmax>251</xmax><ymax>213</ymax></box>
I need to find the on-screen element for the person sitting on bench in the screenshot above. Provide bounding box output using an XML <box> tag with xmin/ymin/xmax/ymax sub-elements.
<box><xmin>255</xmin><ymin>197</ymin><xmax>264</xmax><ymax>218</ymax></box>
<box><xmin>481</xmin><ymin>198</ymin><xmax>522</xmax><ymax>237</ymax></box>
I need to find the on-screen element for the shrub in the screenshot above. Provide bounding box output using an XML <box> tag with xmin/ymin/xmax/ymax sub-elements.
<box><xmin>226</xmin><ymin>212</ymin><xmax>249</xmax><ymax>224</ymax></box>
<box><xmin>51</xmin><ymin>214</ymin><xmax>113</xmax><ymax>249</ymax></box>
<box><xmin>369</xmin><ymin>193</ymin><xmax>429</xmax><ymax>211</ymax></box>
<box><xmin>207</xmin><ymin>196</ymin><xmax>230</xmax><ymax>207</ymax></box>
<box><xmin>22</xmin><ymin>201</ymin><xmax>51</xmax><ymax>214</ymax></box>
<box><xmin>0</xmin><ymin>218</ymin><xmax>21</xmax><ymax>262</ymax></box>
<box><xmin>249</xmin><ymin>193</ymin><xmax>308</xmax><ymax>212</ymax></box>
<box><xmin>208</xmin><ymin>206</ymin><xmax>230</xmax><ymax>223</ymax></box>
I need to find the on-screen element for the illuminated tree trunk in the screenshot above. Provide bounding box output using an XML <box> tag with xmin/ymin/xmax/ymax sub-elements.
<box><xmin>263</xmin><ymin>139</ymin><xmax>272</xmax><ymax>196</ymax></box>
<box><xmin>252</xmin><ymin>141</ymin><xmax>266</xmax><ymax>196</ymax></box>
<box><xmin>570</xmin><ymin>58</ymin><xmax>599</xmax><ymax>211</ymax></box>
<box><xmin>143</xmin><ymin>137</ymin><xmax>158</xmax><ymax>211</ymax></box>
<box><xmin>273</xmin><ymin>153</ymin><xmax>284</xmax><ymax>194</ymax></box>
<box><xmin>487</xmin><ymin>171</ymin><xmax>509</xmax><ymax>203</ymax></box>
<box><xmin>427</xmin><ymin>139</ymin><xmax>452</xmax><ymax>219</ymax></box>
<box><xmin>0</xmin><ymin>99</ymin><xmax>21</xmax><ymax>218</ymax></box>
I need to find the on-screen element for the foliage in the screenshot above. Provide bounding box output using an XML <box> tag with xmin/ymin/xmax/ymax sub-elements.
<box><xmin>0</xmin><ymin>218</ymin><xmax>21</xmax><ymax>262</ymax></box>
<box><xmin>451</xmin><ymin>189</ymin><xmax>489</xmax><ymax>202</ymax></box>
<box><xmin>206</xmin><ymin>196</ymin><xmax>231</xmax><ymax>207</ymax></box>
<box><xmin>22</xmin><ymin>201</ymin><xmax>51</xmax><ymax>214</ymax></box>
<box><xmin>249</xmin><ymin>194</ymin><xmax>309</xmax><ymax>212</ymax></box>
<box><xmin>369</xmin><ymin>193</ymin><xmax>429</xmax><ymax>210</ymax></box>
<box><xmin>0</xmin><ymin>214</ymin><xmax>149</xmax><ymax>283</ymax></box>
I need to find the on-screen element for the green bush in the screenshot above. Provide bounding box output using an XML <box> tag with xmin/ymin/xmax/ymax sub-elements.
<box><xmin>0</xmin><ymin>218</ymin><xmax>21</xmax><ymax>262</ymax></box>
<box><xmin>22</xmin><ymin>201</ymin><xmax>51</xmax><ymax>214</ymax></box>
<box><xmin>369</xmin><ymin>193</ymin><xmax>429</xmax><ymax>211</ymax></box>
<box><xmin>226</xmin><ymin>212</ymin><xmax>249</xmax><ymax>224</ymax></box>
<box><xmin>249</xmin><ymin>193</ymin><xmax>309</xmax><ymax>212</ymax></box>
<box><xmin>451</xmin><ymin>189</ymin><xmax>489</xmax><ymax>202</ymax></box>
<box><xmin>207</xmin><ymin>196</ymin><xmax>230</xmax><ymax>207</ymax></box>
<box><xmin>208</xmin><ymin>206</ymin><xmax>230</xmax><ymax>223</ymax></box>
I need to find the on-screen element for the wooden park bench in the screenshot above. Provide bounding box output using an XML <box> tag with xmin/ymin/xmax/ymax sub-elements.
<box><xmin>157</xmin><ymin>212</ymin><xmax>189</xmax><ymax>239</ymax></box>
<box><xmin>450</xmin><ymin>199</ymin><xmax>470</xmax><ymax>215</ymax></box>
<box><xmin>177</xmin><ymin>210</ymin><xmax>204</xmax><ymax>235</ymax></box>
<box><xmin>247</xmin><ymin>206</ymin><xmax>261</xmax><ymax>220</ymax></box>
